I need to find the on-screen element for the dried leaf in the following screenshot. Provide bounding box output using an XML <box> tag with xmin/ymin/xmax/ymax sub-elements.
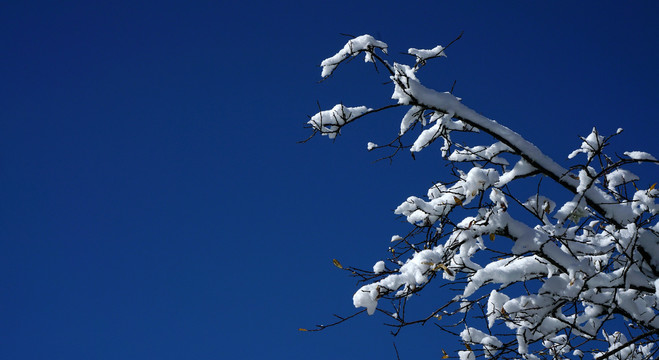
<box><xmin>298</xmin><ymin>328</ymin><xmax>308</xmax><ymax>332</ymax></box>
<box><xmin>650</xmin><ymin>182</ymin><xmax>657</xmax><ymax>191</ymax></box>
<box><xmin>332</xmin><ymin>259</ymin><xmax>343</xmax><ymax>269</ymax></box>
<box><xmin>437</xmin><ymin>263</ymin><xmax>454</xmax><ymax>276</ymax></box>
<box><xmin>442</xmin><ymin>349</ymin><xmax>449</xmax><ymax>359</ymax></box>
<box><xmin>465</xmin><ymin>343</ymin><xmax>472</xmax><ymax>351</ymax></box>
<box><xmin>453</xmin><ymin>196</ymin><xmax>463</xmax><ymax>206</ymax></box>
<box><xmin>501</xmin><ymin>306</ymin><xmax>509</xmax><ymax>319</ymax></box>
<box><xmin>543</xmin><ymin>201</ymin><xmax>551</xmax><ymax>214</ymax></box>
<box><xmin>489</xmin><ymin>233</ymin><xmax>495</xmax><ymax>241</ymax></box>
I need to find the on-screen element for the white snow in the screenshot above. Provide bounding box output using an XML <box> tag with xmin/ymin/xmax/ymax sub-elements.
<box><xmin>460</xmin><ymin>327</ymin><xmax>502</xmax><ymax>358</ymax></box>
<box><xmin>410</xmin><ymin>113</ymin><xmax>453</xmax><ymax>152</ymax></box>
<box><xmin>308</xmin><ymin>104</ymin><xmax>370</xmax><ymax>139</ymax></box>
<box><xmin>448</xmin><ymin>142</ymin><xmax>511</xmax><ymax>166</ymax></box>
<box><xmin>399</xmin><ymin>106</ymin><xmax>423</xmax><ymax>135</ymax></box>
<box><xmin>353</xmin><ymin>249</ymin><xmax>443</xmax><ymax>315</ymax></box>
<box><xmin>408</xmin><ymin>45</ymin><xmax>446</xmax><ymax>63</ymax></box>
<box><xmin>320</xmin><ymin>35</ymin><xmax>387</xmax><ymax>78</ymax></box>
<box><xmin>624</xmin><ymin>151</ymin><xmax>657</xmax><ymax>161</ymax></box>
<box><xmin>487</xmin><ymin>290</ymin><xmax>509</xmax><ymax>327</ymax></box>
<box><xmin>497</xmin><ymin>158</ymin><xmax>536</xmax><ymax>186</ymax></box>
<box><xmin>523</xmin><ymin>195</ymin><xmax>556</xmax><ymax>217</ymax></box>
<box><xmin>606</xmin><ymin>169</ymin><xmax>639</xmax><ymax>192</ymax></box>
<box><xmin>568</xmin><ymin>128</ymin><xmax>604</xmax><ymax>161</ymax></box>
<box><xmin>373</xmin><ymin>260</ymin><xmax>386</xmax><ymax>274</ymax></box>
<box><xmin>314</xmin><ymin>35</ymin><xmax>659</xmax><ymax>360</ymax></box>
<box><xmin>458</xmin><ymin>350</ymin><xmax>475</xmax><ymax>360</ymax></box>
<box><xmin>463</xmin><ymin>256</ymin><xmax>553</xmax><ymax>297</ymax></box>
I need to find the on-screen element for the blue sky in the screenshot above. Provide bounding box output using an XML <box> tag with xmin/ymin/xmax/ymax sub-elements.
<box><xmin>1</xmin><ymin>1</ymin><xmax>657</xmax><ymax>359</ymax></box>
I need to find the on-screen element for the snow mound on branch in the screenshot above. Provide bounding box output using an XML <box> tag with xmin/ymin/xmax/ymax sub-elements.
<box><xmin>568</xmin><ymin>127</ymin><xmax>604</xmax><ymax>161</ymax></box>
<box><xmin>353</xmin><ymin>249</ymin><xmax>443</xmax><ymax>315</ymax></box>
<box><xmin>460</xmin><ymin>327</ymin><xmax>502</xmax><ymax>358</ymax></box>
<box><xmin>448</xmin><ymin>142</ymin><xmax>511</xmax><ymax>165</ymax></box>
<box><xmin>463</xmin><ymin>255</ymin><xmax>554</xmax><ymax>297</ymax></box>
<box><xmin>523</xmin><ymin>195</ymin><xmax>556</xmax><ymax>217</ymax></box>
<box><xmin>373</xmin><ymin>260</ymin><xmax>385</xmax><ymax>274</ymax></box>
<box><xmin>410</xmin><ymin>113</ymin><xmax>453</xmax><ymax>152</ymax></box>
<box><xmin>308</xmin><ymin>104</ymin><xmax>370</xmax><ymax>139</ymax></box>
<box><xmin>408</xmin><ymin>45</ymin><xmax>446</xmax><ymax>62</ymax></box>
<box><xmin>498</xmin><ymin>159</ymin><xmax>536</xmax><ymax>186</ymax></box>
<box><xmin>487</xmin><ymin>290</ymin><xmax>509</xmax><ymax>328</ymax></box>
<box><xmin>606</xmin><ymin>169</ymin><xmax>639</xmax><ymax>192</ymax></box>
<box><xmin>624</xmin><ymin>151</ymin><xmax>657</xmax><ymax>161</ymax></box>
<box><xmin>576</xmin><ymin>167</ymin><xmax>597</xmax><ymax>193</ymax></box>
<box><xmin>390</xmin><ymin>63</ymin><xmax>463</xmax><ymax>112</ymax></box>
<box><xmin>458</xmin><ymin>350</ymin><xmax>475</xmax><ymax>360</ymax></box>
<box><xmin>394</xmin><ymin>168</ymin><xmax>499</xmax><ymax>226</ymax></box>
<box><xmin>320</xmin><ymin>35</ymin><xmax>388</xmax><ymax>78</ymax></box>
<box><xmin>399</xmin><ymin>106</ymin><xmax>423</xmax><ymax>135</ymax></box>
<box><xmin>594</xmin><ymin>331</ymin><xmax>656</xmax><ymax>359</ymax></box>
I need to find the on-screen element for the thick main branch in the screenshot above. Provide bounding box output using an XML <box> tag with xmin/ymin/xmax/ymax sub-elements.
<box><xmin>405</xmin><ymin>91</ymin><xmax>627</xmax><ymax>228</ymax></box>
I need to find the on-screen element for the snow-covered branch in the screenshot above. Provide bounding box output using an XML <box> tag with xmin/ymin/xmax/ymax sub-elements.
<box><xmin>304</xmin><ymin>34</ymin><xmax>659</xmax><ymax>360</ymax></box>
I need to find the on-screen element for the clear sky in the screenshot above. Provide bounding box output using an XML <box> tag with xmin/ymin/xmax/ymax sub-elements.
<box><xmin>1</xmin><ymin>1</ymin><xmax>657</xmax><ymax>359</ymax></box>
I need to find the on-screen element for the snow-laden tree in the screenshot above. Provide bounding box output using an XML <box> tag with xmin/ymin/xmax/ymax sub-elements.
<box><xmin>303</xmin><ymin>34</ymin><xmax>659</xmax><ymax>360</ymax></box>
